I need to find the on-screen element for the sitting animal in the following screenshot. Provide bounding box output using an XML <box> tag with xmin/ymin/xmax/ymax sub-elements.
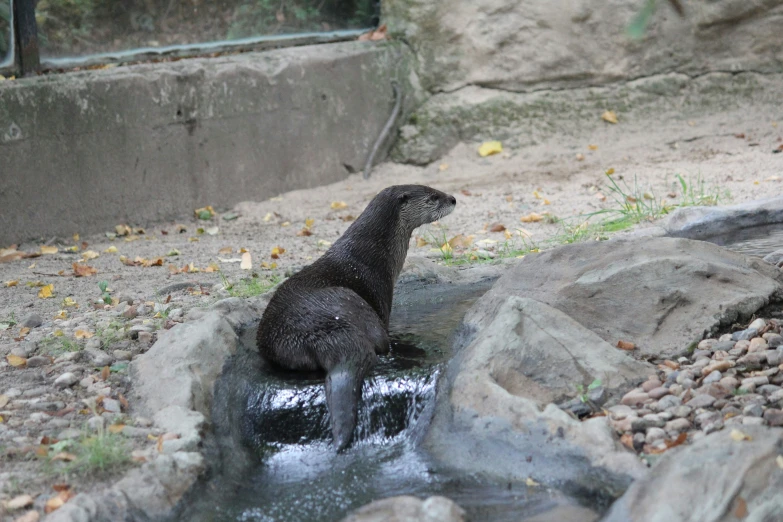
<box><xmin>256</xmin><ymin>184</ymin><xmax>457</xmax><ymax>450</ymax></box>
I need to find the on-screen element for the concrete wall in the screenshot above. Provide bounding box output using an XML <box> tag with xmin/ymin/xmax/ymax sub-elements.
<box><xmin>0</xmin><ymin>41</ymin><xmax>417</xmax><ymax>244</ymax></box>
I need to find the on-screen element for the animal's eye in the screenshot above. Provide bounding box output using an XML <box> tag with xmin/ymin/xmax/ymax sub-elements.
<box><xmin>429</xmin><ymin>194</ymin><xmax>439</xmax><ymax>202</ymax></box>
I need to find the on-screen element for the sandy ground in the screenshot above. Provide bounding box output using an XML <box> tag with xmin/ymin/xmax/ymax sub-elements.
<box><xmin>1</xmin><ymin>106</ymin><xmax>781</xmax><ymax>326</ymax></box>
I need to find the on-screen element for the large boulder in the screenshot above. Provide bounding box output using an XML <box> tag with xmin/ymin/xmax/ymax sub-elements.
<box><xmin>426</xmin><ymin>296</ymin><xmax>651</xmax><ymax>497</ymax></box>
<box><xmin>603</xmin><ymin>426</ymin><xmax>783</xmax><ymax>522</ymax></box>
<box><xmin>384</xmin><ymin>0</ymin><xmax>783</xmax><ymax>93</ymax></box>
<box><xmin>462</xmin><ymin>237</ymin><xmax>783</xmax><ymax>358</ymax></box>
<box><xmin>666</xmin><ymin>195</ymin><xmax>783</xmax><ymax>241</ymax></box>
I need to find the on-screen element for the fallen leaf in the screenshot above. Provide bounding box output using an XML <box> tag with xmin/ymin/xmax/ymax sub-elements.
<box><xmin>647</xmin><ymin>432</ymin><xmax>688</xmax><ymax>454</ymax></box>
<box><xmin>52</xmin><ymin>484</ymin><xmax>70</xmax><ymax>492</ymax></box>
<box><xmin>358</xmin><ymin>23</ymin><xmax>387</xmax><ymax>41</ymax></box>
<box><xmin>6</xmin><ymin>494</ymin><xmax>34</xmax><ymax>510</ymax></box>
<box><xmin>576</xmin><ymin>153</ymin><xmax>585</xmax><ymax>161</ymax></box>
<box><xmin>730</xmin><ymin>429</ymin><xmax>752</xmax><ymax>442</ymax></box>
<box><xmin>44</xmin><ymin>489</ymin><xmax>74</xmax><ymax>514</ymax></box>
<box><xmin>119</xmin><ymin>394</ymin><xmax>129</xmax><ymax>410</ymax></box>
<box><xmin>304</xmin><ymin>218</ymin><xmax>315</xmax><ymax>228</ymax></box>
<box><xmin>765</xmin><ymin>175</ymin><xmax>781</xmax><ymax>182</ymax></box>
<box><xmin>489</xmin><ymin>223</ymin><xmax>506</xmax><ymax>232</ymax></box>
<box><xmin>175</xmin><ymin>224</ymin><xmax>187</xmax><ymax>233</ymax></box>
<box><xmin>524</xmin><ymin>477</ymin><xmax>539</xmax><ymax>487</ymax></box>
<box><xmin>271</xmin><ymin>246</ymin><xmax>286</xmax><ymax>259</ymax></box>
<box><xmin>18</xmin><ymin>327</ymin><xmax>30</xmax><ymax>337</ymax></box>
<box><xmin>777</xmin><ymin>455</ymin><xmax>783</xmax><ymax>469</ymax></box>
<box><xmin>331</xmin><ymin>201</ymin><xmax>348</xmax><ymax>210</ymax></box>
<box><xmin>588</xmin><ymin>144</ymin><xmax>598</xmax><ymax>150</ymax></box>
<box><xmin>50</xmin><ymin>452</ymin><xmax>77</xmax><ymax>462</ymax></box>
<box><xmin>40</xmin><ymin>245</ymin><xmax>58</xmax><ymax>255</ymax></box>
<box><xmin>115</xmin><ymin>224</ymin><xmax>132</xmax><ymax>236</ymax></box>
<box><xmin>317</xmin><ymin>240</ymin><xmax>331</xmax><ymax>248</ymax></box>
<box><xmin>734</xmin><ymin>497</ymin><xmax>748</xmax><ymax>519</ymax></box>
<box><xmin>0</xmin><ymin>394</ymin><xmax>8</xmax><ymax>407</ymax></box>
<box><xmin>461</xmin><ymin>189</ymin><xmax>472</xmax><ymax>196</ymax></box>
<box><xmin>662</xmin><ymin>360</ymin><xmax>680</xmax><ymax>370</ymax></box>
<box><xmin>520</xmin><ymin>213</ymin><xmax>543</xmax><ymax>223</ymax></box>
<box><xmin>38</xmin><ymin>284</ymin><xmax>54</xmax><ymax>299</ymax></box>
<box><xmin>605</xmin><ymin>168</ymin><xmax>615</xmax><ymax>175</ymax></box>
<box><xmin>218</xmin><ymin>246</ymin><xmax>233</xmax><ymax>255</ymax></box>
<box><xmin>616</xmin><ymin>340</ymin><xmax>635</xmax><ymax>351</ymax></box>
<box><xmin>595</xmin><ymin>192</ymin><xmax>607</xmax><ymax>201</ymax></box>
<box><xmin>222</xmin><ymin>212</ymin><xmax>239</xmax><ymax>221</ymax></box>
<box><xmin>296</xmin><ymin>228</ymin><xmax>312</xmax><ymax>237</ymax></box>
<box><xmin>5</xmin><ymin>280</ymin><xmax>19</xmax><ymax>287</ymax></box>
<box><xmin>280</xmin><ymin>221</ymin><xmax>291</xmax><ymax>227</ymax></box>
<box><xmin>448</xmin><ymin>234</ymin><xmax>473</xmax><ymax>248</ymax></box>
<box><xmin>478</xmin><ymin>141</ymin><xmax>503</xmax><ymax>157</ymax></box>
<box><xmin>81</xmin><ymin>250</ymin><xmax>100</xmax><ymax>260</ymax></box>
<box><xmin>166</xmin><ymin>249</ymin><xmax>180</xmax><ymax>257</ymax></box>
<box><xmin>101</xmin><ymin>366</ymin><xmax>110</xmax><ymax>381</ymax></box>
<box><xmin>601</xmin><ymin>110</ymin><xmax>618</xmax><ymax>124</ymax></box>
<box><xmin>438</xmin><ymin>163</ymin><xmax>449</xmax><ymax>172</ymax></box>
<box><xmin>63</xmin><ymin>297</ymin><xmax>77</xmax><ymax>307</ymax></box>
<box><xmin>620</xmin><ymin>433</ymin><xmax>635</xmax><ymax>450</ymax></box>
<box><xmin>74</xmin><ymin>329</ymin><xmax>94</xmax><ymax>339</ymax></box>
<box><xmin>416</xmin><ymin>237</ymin><xmax>429</xmax><ymax>247</ymax></box>
<box><xmin>341</xmin><ymin>215</ymin><xmax>356</xmax><ymax>222</ymax></box>
<box><xmin>206</xmin><ymin>226</ymin><xmax>219</xmax><ymax>236</ymax></box>
<box><xmin>157</xmin><ymin>432</ymin><xmax>180</xmax><ymax>453</ymax></box>
<box><xmin>240</xmin><ymin>252</ymin><xmax>252</xmax><ymax>270</ymax></box>
<box><xmin>263</xmin><ymin>212</ymin><xmax>273</xmax><ymax>222</ymax></box>
<box><xmin>195</xmin><ymin>206</ymin><xmax>215</xmax><ymax>220</ymax></box>
<box><xmin>108</xmin><ymin>424</ymin><xmax>125</xmax><ymax>434</ymax></box>
<box><xmin>54</xmin><ymin>330</ymin><xmax>64</xmax><ymax>337</ymax></box>
<box><xmin>73</xmin><ymin>263</ymin><xmax>98</xmax><ymax>277</ymax></box>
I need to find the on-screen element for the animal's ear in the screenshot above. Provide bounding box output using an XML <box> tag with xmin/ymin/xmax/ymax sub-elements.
<box><xmin>398</xmin><ymin>192</ymin><xmax>410</xmax><ymax>203</ymax></box>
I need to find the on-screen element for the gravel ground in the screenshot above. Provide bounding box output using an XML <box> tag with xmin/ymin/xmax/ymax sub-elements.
<box><xmin>1</xmin><ymin>103</ymin><xmax>782</xmax><ymax>520</ymax></box>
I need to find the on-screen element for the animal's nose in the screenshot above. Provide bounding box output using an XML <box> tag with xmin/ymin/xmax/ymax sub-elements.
<box><xmin>449</xmin><ymin>195</ymin><xmax>457</xmax><ymax>205</ymax></box>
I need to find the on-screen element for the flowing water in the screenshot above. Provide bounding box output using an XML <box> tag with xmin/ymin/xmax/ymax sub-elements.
<box><xmin>704</xmin><ymin>222</ymin><xmax>783</xmax><ymax>258</ymax></box>
<box><xmin>176</xmin><ymin>277</ymin><xmax>591</xmax><ymax>522</ymax></box>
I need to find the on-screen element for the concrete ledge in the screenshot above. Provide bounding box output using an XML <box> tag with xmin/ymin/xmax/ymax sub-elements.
<box><xmin>0</xmin><ymin>41</ymin><xmax>417</xmax><ymax>244</ymax></box>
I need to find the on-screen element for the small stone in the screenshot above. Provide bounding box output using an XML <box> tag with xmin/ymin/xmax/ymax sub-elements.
<box><xmin>11</xmin><ymin>342</ymin><xmax>37</xmax><ymax>358</ymax></box>
<box><xmin>738</xmin><ymin>384</ymin><xmax>756</xmax><ymax>394</ymax></box>
<box><xmin>123</xmin><ymin>306</ymin><xmax>138</xmax><ymax>319</ymax></box>
<box><xmin>642</xmin><ymin>380</ymin><xmax>662</xmax><ymax>392</ymax></box>
<box><xmin>113</xmin><ymin>349</ymin><xmax>133</xmax><ymax>361</ymax></box>
<box><xmin>138</xmin><ymin>331</ymin><xmax>153</xmax><ymax>344</ymax></box>
<box><xmin>87</xmin><ymin>416</ymin><xmax>105</xmax><ymax>431</ymax></box>
<box><xmin>767</xmin><ymin>334</ymin><xmax>783</xmax><ymax>348</ymax></box>
<box><xmin>719</xmin><ymin>333</ymin><xmax>733</xmax><ymax>342</ymax></box>
<box><xmin>743</xmin><ymin>403</ymin><xmax>764</xmax><ymax>417</ymax></box>
<box><xmin>713</xmin><ymin>399</ymin><xmax>729</xmax><ymax>409</ymax></box>
<box><xmin>670</xmin><ymin>405</ymin><xmax>693</xmax><ymax>418</ymax></box>
<box><xmin>79</xmin><ymin>376</ymin><xmax>95</xmax><ymax>388</ymax></box>
<box><xmin>703</xmin><ymin>360</ymin><xmax>733</xmax><ymax>376</ymax></box>
<box><xmin>632</xmin><ymin>432</ymin><xmax>645</xmax><ymax>451</ymax></box>
<box><xmin>102</xmin><ymin>398</ymin><xmax>121</xmax><ymax>413</ymax></box>
<box><xmin>766</xmin><ymin>350</ymin><xmax>783</xmax><ymax>366</ymax></box>
<box><xmin>742</xmin><ymin>416</ymin><xmax>765</xmax><ymax>426</ymax></box>
<box><xmin>29</xmin><ymin>401</ymin><xmax>65</xmax><ymax>411</ymax></box>
<box><xmin>58</xmin><ymin>428</ymin><xmax>81</xmax><ymax>439</ymax></box>
<box><xmin>645</xmin><ymin>427</ymin><xmax>666</xmax><ymax>444</ymax></box>
<box><xmin>714</xmin><ymin>340</ymin><xmax>735</xmax><ymax>352</ymax></box>
<box><xmin>629</xmin><ymin>418</ymin><xmax>647</xmax><ymax>433</ymax></box>
<box><xmin>135</xmin><ymin>417</ymin><xmax>153</xmax><ymax>427</ymax></box>
<box><xmin>733</xmin><ymin>328</ymin><xmax>759</xmax><ymax>341</ymax></box>
<box><xmin>621</xmin><ymin>390</ymin><xmax>649</xmax><ymax>407</ymax></box>
<box><xmin>84</xmin><ymin>348</ymin><xmax>113</xmax><ymax>367</ymax></box>
<box><xmin>664</xmin><ymin>418</ymin><xmax>691</xmax><ymax>433</ymax></box>
<box><xmin>657</xmin><ymin>395</ymin><xmax>682</xmax><ymax>410</ymax></box>
<box><xmin>20</xmin><ymin>313</ymin><xmax>43</xmax><ymax>328</ymax></box>
<box><xmin>737</xmin><ymin>352</ymin><xmax>766</xmax><ymax>370</ymax></box>
<box><xmin>768</xmin><ymin>389</ymin><xmax>783</xmax><ymax>404</ymax></box>
<box><xmin>742</xmin><ymin>376</ymin><xmax>769</xmax><ymax>387</ymax></box>
<box><xmin>668</xmin><ymin>384</ymin><xmax>684</xmax><ymax>397</ymax></box>
<box><xmin>692</xmin><ymin>350</ymin><xmax>711</xmax><ymax>361</ymax></box>
<box><xmin>676</xmin><ymin>370</ymin><xmax>695</xmax><ymax>384</ymax></box>
<box><xmin>54</xmin><ymin>351</ymin><xmax>82</xmax><ymax>363</ymax></box>
<box><xmin>169</xmin><ymin>308</ymin><xmax>184</xmax><ymax>320</ymax></box>
<box><xmin>85</xmin><ymin>338</ymin><xmax>102</xmax><ymax>351</ymax></box>
<box><xmin>758</xmin><ymin>384</ymin><xmax>782</xmax><ymax>396</ymax></box>
<box><xmin>609</xmin><ymin>405</ymin><xmax>635</xmax><ymax>420</ymax></box>
<box><xmin>642</xmin><ymin>414</ymin><xmax>666</xmax><ymax>428</ymax></box>
<box><xmin>648</xmin><ymin>387</ymin><xmax>670</xmax><ymax>400</ymax></box>
<box><xmin>121</xmin><ymin>426</ymin><xmax>152</xmax><ymax>437</ymax></box>
<box><xmin>25</xmin><ymin>355</ymin><xmax>50</xmax><ymax>367</ymax></box>
<box><xmin>719</xmin><ymin>376</ymin><xmax>739</xmax><ymax>389</ymax></box>
<box><xmin>136</xmin><ymin>304</ymin><xmax>149</xmax><ymax>316</ymax></box>
<box><xmin>697</xmin><ymin>339</ymin><xmax>717</xmax><ymax>351</ymax></box>
<box><xmin>712</xmin><ymin>350</ymin><xmax>730</xmax><ymax>361</ymax></box>
<box><xmin>748</xmin><ymin>318</ymin><xmax>766</xmax><ymax>331</ymax></box>
<box><xmin>749</xmin><ymin>338</ymin><xmax>769</xmax><ymax>353</ymax></box>
<box><xmin>680</xmin><ymin>378</ymin><xmax>695</xmax><ymax>389</ymax></box>
<box><xmin>54</xmin><ymin>372</ymin><xmax>78</xmax><ymax>389</ymax></box>
<box><xmin>703</xmin><ymin>371</ymin><xmax>722</xmax><ymax>384</ymax></box>
<box><xmin>687</xmin><ymin>394</ymin><xmax>716</xmax><ymax>409</ymax></box>
<box><xmin>3</xmin><ymin>388</ymin><xmax>22</xmax><ymax>398</ymax></box>
<box><xmin>696</xmin><ymin>383</ymin><xmax>732</xmax><ymax>400</ymax></box>
<box><xmin>763</xmin><ymin>408</ymin><xmax>783</xmax><ymax>426</ymax></box>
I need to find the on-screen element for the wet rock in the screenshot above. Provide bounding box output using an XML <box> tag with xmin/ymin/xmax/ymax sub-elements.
<box><xmin>54</xmin><ymin>372</ymin><xmax>78</xmax><ymax>389</ymax></box>
<box><xmin>20</xmin><ymin>313</ymin><xmax>43</xmax><ymax>328</ymax></box>
<box><xmin>342</xmin><ymin>495</ymin><xmax>466</xmax><ymax>522</ymax></box>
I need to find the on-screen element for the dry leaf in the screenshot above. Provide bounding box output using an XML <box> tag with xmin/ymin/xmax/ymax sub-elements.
<box><xmin>40</xmin><ymin>245</ymin><xmax>58</xmax><ymax>255</ymax></box>
<box><xmin>38</xmin><ymin>284</ymin><xmax>54</xmax><ymax>299</ymax></box>
<box><xmin>576</xmin><ymin>153</ymin><xmax>585</xmax><ymax>161</ymax></box>
<box><xmin>240</xmin><ymin>252</ymin><xmax>252</xmax><ymax>270</ymax></box>
<box><xmin>108</xmin><ymin>424</ymin><xmax>125</xmax><ymax>434</ymax></box>
<box><xmin>194</xmin><ymin>206</ymin><xmax>215</xmax><ymax>220</ymax></box>
<box><xmin>616</xmin><ymin>340</ymin><xmax>635</xmax><ymax>351</ymax></box>
<box><xmin>44</xmin><ymin>489</ymin><xmax>74</xmax><ymax>514</ymax></box>
<box><xmin>438</xmin><ymin>163</ymin><xmax>449</xmax><ymax>172</ymax></box>
<box><xmin>331</xmin><ymin>201</ymin><xmax>348</xmax><ymax>210</ymax></box>
<box><xmin>730</xmin><ymin>429</ymin><xmax>752</xmax><ymax>442</ymax></box>
<box><xmin>119</xmin><ymin>393</ymin><xmax>129</xmax><ymax>410</ymax></box>
<box><xmin>54</xmin><ymin>310</ymin><xmax>67</xmax><ymax>320</ymax></box>
<box><xmin>776</xmin><ymin>455</ymin><xmax>783</xmax><ymax>469</ymax></box>
<box><xmin>0</xmin><ymin>394</ymin><xmax>8</xmax><ymax>408</ymax></box>
<box><xmin>271</xmin><ymin>246</ymin><xmax>286</xmax><ymax>259</ymax></box>
<box><xmin>5</xmin><ymin>353</ymin><xmax>27</xmax><ymax>368</ymax></box>
<box><xmin>647</xmin><ymin>432</ymin><xmax>687</xmax><ymax>454</ymax></box>
<box><xmin>50</xmin><ymin>452</ymin><xmax>77</xmax><ymax>462</ymax></box>
<box><xmin>100</xmin><ymin>366</ymin><xmax>110</xmax><ymax>381</ymax></box>
<box><xmin>304</xmin><ymin>218</ymin><xmax>314</xmax><ymax>228</ymax></box>
<box><xmin>6</xmin><ymin>494</ymin><xmax>34</xmax><ymax>510</ymax></box>
<box><xmin>734</xmin><ymin>497</ymin><xmax>748</xmax><ymax>519</ymax></box>
<box><xmin>74</xmin><ymin>330</ymin><xmax>94</xmax><ymax>339</ymax></box>
<box><xmin>478</xmin><ymin>141</ymin><xmax>503</xmax><ymax>157</ymax></box>
<box><xmin>358</xmin><ymin>23</ymin><xmax>387</xmax><ymax>41</ymax></box>
<box><xmin>448</xmin><ymin>234</ymin><xmax>473</xmax><ymax>248</ymax></box>
<box><xmin>157</xmin><ymin>432</ymin><xmax>180</xmax><ymax>453</ymax></box>
<box><xmin>63</xmin><ymin>297</ymin><xmax>77</xmax><ymax>307</ymax></box>
<box><xmin>489</xmin><ymin>223</ymin><xmax>506</xmax><ymax>232</ymax></box>
<box><xmin>5</xmin><ymin>280</ymin><xmax>19</xmax><ymax>287</ymax></box>
<box><xmin>81</xmin><ymin>250</ymin><xmax>100</xmax><ymax>260</ymax></box>
<box><xmin>73</xmin><ymin>263</ymin><xmax>98</xmax><ymax>277</ymax></box>
<box><xmin>19</xmin><ymin>327</ymin><xmax>30</xmax><ymax>337</ymax></box>
<box><xmin>601</xmin><ymin>110</ymin><xmax>618</xmax><ymax>124</ymax></box>
<box><xmin>296</xmin><ymin>228</ymin><xmax>312</xmax><ymax>237</ymax></box>
<box><xmin>520</xmin><ymin>213</ymin><xmax>543</xmax><ymax>223</ymax></box>
<box><xmin>218</xmin><ymin>246</ymin><xmax>233</xmax><ymax>255</ymax></box>
<box><xmin>605</xmin><ymin>168</ymin><xmax>615</xmax><ymax>175</ymax></box>
<box><xmin>595</xmin><ymin>192</ymin><xmax>607</xmax><ymax>201</ymax></box>
<box><xmin>524</xmin><ymin>477</ymin><xmax>539</xmax><ymax>487</ymax></box>
<box><xmin>588</xmin><ymin>144</ymin><xmax>598</xmax><ymax>150</ymax></box>
<box><xmin>115</xmin><ymin>224</ymin><xmax>132</xmax><ymax>236</ymax></box>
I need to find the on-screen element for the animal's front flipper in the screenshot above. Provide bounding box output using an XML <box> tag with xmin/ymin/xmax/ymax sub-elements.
<box><xmin>325</xmin><ymin>361</ymin><xmax>366</xmax><ymax>452</ymax></box>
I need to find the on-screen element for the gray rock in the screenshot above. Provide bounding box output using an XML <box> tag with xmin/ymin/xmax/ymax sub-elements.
<box><xmin>11</xmin><ymin>341</ymin><xmax>37</xmax><ymax>358</ymax></box>
<box><xmin>342</xmin><ymin>495</ymin><xmax>465</xmax><ymax>522</ymax></box>
<box><xmin>763</xmin><ymin>409</ymin><xmax>783</xmax><ymax>427</ymax></box>
<box><xmin>664</xmin><ymin>418</ymin><xmax>691</xmax><ymax>434</ymax></box>
<box><xmin>657</xmin><ymin>395</ymin><xmax>682</xmax><ymax>410</ymax></box>
<box><xmin>766</xmin><ymin>350</ymin><xmax>783</xmax><ymax>366</ymax></box>
<box><xmin>86</xmin><ymin>416</ymin><xmax>105</xmax><ymax>431</ymax></box>
<box><xmin>426</xmin><ymin>297</ymin><xmax>648</xmax><ymax>491</ymax></box>
<box><xmin>743</xmin><ymin>403</ymin><xmax>764</xmax><ymax>417</ymax></box>
<box><xmin>113</xmin><ymin>349</ymin><xmax>133</xmax><ymax>361</ymax></box>
<box><xmin>604</xmin><ymin>426</ymin><xmax>783</xmax><ymax>521</ymax></box>
<box><xmin>702</xmin><ymin>370</ymin><xmax>722</xmax><ymax>384</ymax></box>
<box><xmin>764</xmin><ymin>249</ymin><xmax>783</xmax><ymax>268</ymax></box>
<box><xmin>54</xmin><ymin>372</ymin><xmax>79</xmax><ymax>389</ymax></box>
<box><xmin>742</xmin><ymin>416</ymin><xmax>765</xmax><ymax>426</ymax></box>
<box><xmin>648</xmin><ymin>387</ymin><xmax>670</xmax><ymax>400</ymax></box>
<box><xmin>768</xmin><ymin>334</ymin><xmax>783</xmax><ymax>348</ymax></box>
<box><xmin>58</xmin><ymin>428</ymin><xmax>82</xmax><ymax>439</ymax></box>
<box><xmin>459</xmin><ymin>237</ymin><xmax>782</xmax><ymax>358</ymax></box>
<box><xmin>686</xmin><ymin>394</ymin><xmax>715</xmax><ymax>409</ymax></box>
<box><xmin>20</xmin><ymin>313</ymin><xmax>43</xmax><ymax>328</ymax></box>
<box><xmin>103</xmin><ymin>398</ymin><xmax>122</xmax><ymax>413</ymax></box>
<box><xmin>758</xmin><ymin>384</ymin><xmax>782</xmax><ymax>396</ymax></box>
<box><xmin>733</xmin><ymin>328</ymin><xmax>759</xmax><ymax>342</ymax></box>
<box><xmin>645</xmin><ymin>427</ymin><xmax>666</xmax><ymax>445</ymax></box>
<box><xmin>712</xmin><ymin>340</ymin><xmax>735</xmax><ymax>352</ymax></box>
<box><xmin>84</xmin><ymin>348</ymin><xmax>114</xmax><ymax>367</ymax></box>
<box><xmin>26</xmin><ymin>355</ymin><xmax>50</xmax><ymax>367</ymax></box>
<box><xmin>138</xmin><ymin>331</ymin><xmax>154</xmax><ymax>344</ymax></box>
<box><xmin>29</xmin><ymin>401</ymin><xmax>65</xmax><ymax>411</ymax></box>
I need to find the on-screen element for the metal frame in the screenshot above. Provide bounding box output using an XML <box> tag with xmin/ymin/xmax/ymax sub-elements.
<box><xmin>2</xmin><ymin>0</ymin><xmax>380</xmax><ymax>77</ymax></box>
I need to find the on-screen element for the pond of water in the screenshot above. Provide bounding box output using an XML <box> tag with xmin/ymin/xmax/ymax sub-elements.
<box><xmin>704</xmin><ymin>222</ymin><xmax>783</xmax><ymax>258</ymax></box>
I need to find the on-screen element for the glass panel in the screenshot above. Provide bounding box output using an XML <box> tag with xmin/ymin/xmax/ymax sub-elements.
<box><xmin>0</xmin><ymin>0</ymin><xmax>11</xmax><ymax>69</ymax></box>
<box><xmin>37</xmin><ymin>0</ymin><xmax>378</xmax><ymax>63</ymax></box>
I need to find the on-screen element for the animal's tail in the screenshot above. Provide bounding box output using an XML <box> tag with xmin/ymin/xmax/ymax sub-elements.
<box><xmin>325</xmin><ymin>355</ymin><xmax>374</xmax><ymax>452</ymax></box>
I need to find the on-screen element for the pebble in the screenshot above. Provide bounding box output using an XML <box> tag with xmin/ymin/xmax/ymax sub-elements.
<box><xmin>138</xmin><ymin>331</ymin><xmax>154</xmax><ymax>344</ymax></box>
<box><xmin>84</xmin><ymin>348</ymin><xmax>114</xmax><ymax>367</ymax></box>
<box><xmin>742</xmin><ymin>376</ymin><xmax>769</xmax><ymax>387</ymax></box>
<box><xmin>719</xmin><ymin>333</ymin><xmax>733</xmax><ymax>342</ymax></box>
<box><xmin>57</xmin><ymin>428</ymin><xmax>82</xmax><ymax>439</ymax></box>
<box><xmin>621</xmin><ymin>390</ymin><xmax>649</xmax><ymax>407</ymax></box>
<box><xmin>26</xmin><ymin>356</ymin><xmax>50</xmax><ymax>368</ymax></box>
<box><xmin>748</xmin><ymin>318</ymin><xmax>766</xmax><ymax>331</ymax></box>
<box><xmin>686</xmin><ymin>394</ymin><xmax>716</xmax><ymax>409</ymax></box>
<box><xmin>102</xmin><ymin>398</ymin><xmax>122</xmax><ymax>413</ymax></box>
<box><xmin>719</xmin><ymin>376</ymin><xmax>739</xmax><ymax>389</ymax></box>
<box><xmin>758</xmin><ymin>384</ymin><xmax>782</xmax><ymax>396</ymax></box>
<box><xmin>742</xmin><ymin>416</ymin><xmax>765</xmax><ymax>426</ymax></box>
<box><xmin>135</xmin><ymin>417</ymin><xmax>153</xmax><ymax>427</ymax></box>
<box><xmin>703</xmin><ymin>371</ymin><xmax>722</xmax><ymax>384</ymax></box>
<box><xmin>645</xmin><ymin>427</ymin><xmax>666</xmax><ymax>444</ymax></box>
<box><xmin>123</xmin><ymin>306</ymin><xmax>138</xmax><ymax>319</ymax></box>
<box><xmin>3</xmin><ymin>388</ymin><xmax>22</xmax><ymax>398</ymax></box>
<box><xmin>54</xmin><ymin>372</ymin><xmax>78</xmax><ymax>389</ymax></box>
<box><xmin>29</xmin><ymin>401</ymin><xmax>65</xmax><ymax>411</ymax></box>
<box><xmin>115</xmin><ymin>301</ymin><xmax>129</xmax><ymax>315</ymax></box>
<box><xmin>648</xmin><ymin>387</ymin><xmax>670</xmax><ymax>400</ymax></box>
<box><xmin>11</xmin><ymin>342</ymin><xmax>38</xmax><ymax>358</ymax></box>
<box><xmin>768</xmin><ymin>389</ymin><xmax>783</xmax><ymax>403</ymax></box>
<box><xmin>85</xmin><ymin>338</ymin><xmax>102</xmax><ymax>351</ymax></box>
<box><xmin>657</xmin><ymin>395</ymin><xmax>682</xmax><ymax>410</ymax></box>
<box><xmin>54</xmin><ymin>351</ymin><xmax>82</xmax><ymax>363</ymax></box>
<box><xmin>670</xmin><ymin>405</ymin><xmax>693</xmax><ymax>418</ymax></box>
<box><xmin>703</xmin><ymin>360</ymin><xmax>733</xmax><ymax>375</ymax></box>
<box><xmin>136</xmin><ymin>304</ymin><xmax>149</xmax><ymax>316</ymax></box>
<box><xmin>697</xmin><ymin>339</ymin><xmax>717</xmax><ymax>351</ymax></box>
<box><xmin>766</xmin><ymin>351</ymin><xmax>783</xmax><ymax>366</ymax></box>
<box><xmin>642</xmin><ymin>380</ymin><xmax>662</xmax><ymax>392</ymax></box>
<box><xmin>632</xmin><ymin>433</ymin><xmax>645</xmax><ymax>451</ymax></box>
<box><xmin>113</xmin><ymin>350</ymin><xmax>133</xmax><ymax>361</ymax></box>
<box><xmin>713</xmin><ymin>340</ymin><xmax>735</xmax><ymax>352</ymax></box>
<box><xmin>121</xmin><ymin>426</ymin><xmax>152</xmax><ymax>438</ymax></box>
<box><xmin>749</xmin><ymin>338</ymin><xmax>769</xmax><ymax>353</ymax></box>
<box><xmin>79</xmin><ymin>376</ymin><xmax>95</xmax><ymax>388</ymax></box>
<box><xmin>743</xmin><ymin>403</ymin><xmax>763</xmax><ymax>417</ymax></box>
<box><xmin>664</xmin><ymin>418</ymin><xmax>691</xmax><ymax>433</ymax></box>
<box><xmin>20</xmin><ymin>313</ymin><xmax>43</xmax><ymax>328</ymax></box>
<box><xmin>763</xmin><ymin>409</ymin><xmax>783</xmax><ymax>426</ymax></box>
<box><xmin>767</xmin><ymin>334</ymin><xmax>783</xmax><ymax>348</ymax></box>
<box><xmin>87</xmin><ymin>416</ymin><xmax>105</xmax><ymax>431</ymax></box>
<box><xmin>733</xmin><ymin>328</ymin><xmax>759</xmax><ymax>341</ymax></box>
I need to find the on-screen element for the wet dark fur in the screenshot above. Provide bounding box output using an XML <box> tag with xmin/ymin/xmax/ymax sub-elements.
<box><xmin>256</xmin><ymin>185</ymin><xmax>456</xmax><ymax>451</ymax></box>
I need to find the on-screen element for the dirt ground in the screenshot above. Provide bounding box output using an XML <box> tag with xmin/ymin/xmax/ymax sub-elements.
<box><xmin>0</xmin><ymin>100</ymin><xmax>781</xmax><ymax>518</ymax></box>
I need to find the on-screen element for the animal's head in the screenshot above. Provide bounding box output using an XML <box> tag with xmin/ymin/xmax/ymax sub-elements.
<box><xmin>381</xmin><ymin>184</ymin><xmax>457</xmax><ymax>231</ymax></box>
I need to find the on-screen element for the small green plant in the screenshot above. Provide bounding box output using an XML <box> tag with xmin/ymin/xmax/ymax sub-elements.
<box><xmin>0</xmin><ymin>311</ymin><xmax>17</xmax><ymax>331</ymax></box>
<box><xmin>732</xmin><ymin>388</ymin><xmax>749</xmax><ymax>396</ymax></box>
<box><xmin>673</xmin><ymin>173</ymin><xmax>729</xmax><ymax>208</ymax></box>
<box><xmin>225</xmin><ymin>274</ymin><xmax>281</xmax><ymax>298</ymax></box>
<box><xmin>46</xmin><ymin>427</ymin><xmax>131</xmax><ymax>477</ymax></box>
<box><xmin>98</xmin><ymin>281</ymin><xmax>111</xmax><ymax>304</ymax></box>
<box><xmin>576</xmin><ymin>379</ymin><xmax>603</xmax><ymax>403</ymax></box>
<box><xmin>39</xmin><ymin>336</ymin><xmax>81</xmax><ymax>356</ymax></box>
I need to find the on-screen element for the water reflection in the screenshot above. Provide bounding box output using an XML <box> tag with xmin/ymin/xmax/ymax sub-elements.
<box><xmin>704</xmin><ymin>222</ymin><xmax>783</xmax><ymax>258</ymax></box>
<box><xmin>0</xmin><ymin>0</ymin><xmax>11</xmax><ymax>68</ymax></box>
